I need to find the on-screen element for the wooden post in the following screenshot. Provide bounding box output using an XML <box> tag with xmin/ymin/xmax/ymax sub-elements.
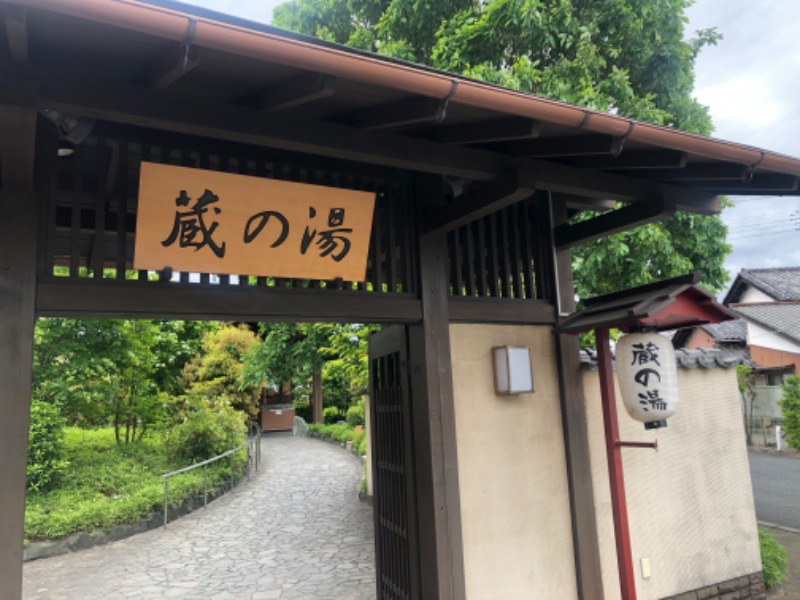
<box><xmin>545</xmin><ymin>195</ymin><xmax>606</xmax><ymax>599</ymax></box>
<box><xmin>0</xmin><ymin>105</ymin><xmax>40</xmax><ymax>600</ymax></box>
<box><xmin>409</xmin><ymin>174</ymin><xmax>466</xmax><ymax>600</ymax></box>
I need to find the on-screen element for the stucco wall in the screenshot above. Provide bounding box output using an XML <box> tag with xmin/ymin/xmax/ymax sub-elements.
<box><xmin>449</xmin><ymin>324</ymin><xmax>578</xmax><ymax>600</ymax></box>
<box><xmin>583</xmin><ymin>365</ymin><xmax>761</xmax><ymax>600</ymax></box>
<box><xmin>747</xmin><ymin>321</ymin><xmax>800</xmax><ymax>354</ymax></box>
<box><xmin>739</xmin><ymin>286</ymin><xmax>774</xmax><ymax>304</ymax></box>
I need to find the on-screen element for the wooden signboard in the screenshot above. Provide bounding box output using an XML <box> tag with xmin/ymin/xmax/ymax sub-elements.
<box><xmin>134</xmin><ymin>162</ymin><xmax>376</xmax><ymax>281</ymax></box>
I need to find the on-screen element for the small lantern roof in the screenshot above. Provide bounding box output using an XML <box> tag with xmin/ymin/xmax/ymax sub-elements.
<box><xmin>558</xmin><ymin>272</ymin><xmax>738</xmax><ymax>335</ymax></box>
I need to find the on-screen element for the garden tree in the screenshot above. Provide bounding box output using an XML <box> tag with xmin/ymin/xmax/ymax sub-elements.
<box><xmin>150</xmin><ymin>320</ymin><xmax>219</xmax><ymax>396</ymax></box>
<box><xmin>241</xmin><ymin>322</ymin><xmax>330</xmax><ymax>422</ymax></box>
<box><xmin>736</xmin><ymin>363</ymin><xmax>756</xmax><ymax>446</ymax></box>
<box><xmin>779</xmin><ymin>376</ymin><xmax>800</xmax><ymax>450</ymax></box>
<box><xmin>274</xmin><ymin>0</ymin><xmax>731</xmax><ymax>296</ymax></box>
<box><xmin>34</xmin><ymin>318</ymin><xmax>164</xmax><ymax>444</ymax></box>
<box><xmin>180</xmin><ymin>325</ymin><xmax>264</xmax><ymax>425</ymax></box>
<box><xmin>241</xmin><ymin>323</ymin><xmax>378</xmax><ymax>422</ymax></box>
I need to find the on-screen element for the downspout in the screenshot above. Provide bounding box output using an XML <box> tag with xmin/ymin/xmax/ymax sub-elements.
<box><xmin>18</xmin><ymin>0</ymin><xmax>800</xmax><ymax>176</ymax></box>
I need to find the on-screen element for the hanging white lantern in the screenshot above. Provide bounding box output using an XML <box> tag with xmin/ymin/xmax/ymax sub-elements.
<box><xmin>616</xmin><ymin>331</ymin><xmax>678</xmax><ymax>430</ymax></box>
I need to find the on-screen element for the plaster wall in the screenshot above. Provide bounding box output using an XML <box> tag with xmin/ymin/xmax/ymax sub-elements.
<box><xmin>746</xmin><ymin>320</ymin><xmax>800</xmax><ymax>355</ymax></box>
<box><xmin>583</xmin><ymin>366</ymin><xmax>761</xmax><ymax>599</ymax></box>
<box><xmin>683</xmin><ymin>328</ymin><xmax>715</xmax><ymax>350</ymax></box>
<box><xmin>449</xmin><ymin>324</ymin><xmax>578</xmax><ymax>600</ymax></box>
<box><xmin>739</xmin><ymin>286</ymin><xmax>774</xmax><ymax>304</ymax></box>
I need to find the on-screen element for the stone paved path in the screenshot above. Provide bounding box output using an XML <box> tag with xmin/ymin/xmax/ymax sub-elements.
<box><xmin>23</xmin><ymin>434</ymin><xmax>375</xmax><ymax>600</ymax></box>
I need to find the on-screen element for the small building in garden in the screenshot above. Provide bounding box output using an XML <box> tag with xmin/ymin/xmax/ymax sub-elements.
<box><xmin>3</xmin><ymin>1</ymin><xmax>800</xmax><ymax>598</ymax></box>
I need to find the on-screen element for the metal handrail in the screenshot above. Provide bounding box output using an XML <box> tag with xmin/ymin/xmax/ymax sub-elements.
<box><xmin>161</xmin><ymin>426</ymin><xmax>262</xmax><ymax>528</ymax></box>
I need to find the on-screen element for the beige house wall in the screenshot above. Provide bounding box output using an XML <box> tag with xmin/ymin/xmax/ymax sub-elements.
<box><xmin>449</xmin><ymin>324</ymin><xmax>578</xmax><ymax>600</ymax></box>
<box><xmin>583</xmin><ymin>366</ymin><xmax>761</xmax><ymax>600</ymax></box>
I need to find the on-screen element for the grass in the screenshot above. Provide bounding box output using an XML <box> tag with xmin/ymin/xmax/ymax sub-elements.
<box><xmin>25</xmin><ymin>427</ymin><xmax>244</xmax><ymax>542</ymax></box>
<box><xmin>760</xmin><ymin>527</ymin><xmax>790</xmax><ymax>589</ymax></box>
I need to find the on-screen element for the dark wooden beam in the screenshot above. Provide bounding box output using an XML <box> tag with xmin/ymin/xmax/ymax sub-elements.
<box><xmin>410</xmin><ymin>174</ymin><xmax>466</xmax><ymax>600</ymax></box>
<box><xmin>488</xmin><ymin>134</ymin><xmax>616</xmax><ymax>157</ymax></box>
<box><xmin>0</xmin><ymin>105</ymin><xmax>38</xmax><ymax>600</ymax></box>
<box><xmin>258</xmin><ymin>73</ymin><xmax>336</xmax><ymax>112</ymax></box>
<box><xmin>4</xmin><ymin>5</ymin><xmax>27</xmax><ymax>63</ymax></box>
<box><xmin>437</xmin><ymin>117</ymin><xmax>540</xmax><ymax>145</ymax></box>
<box><xmin>36</xmin><ymin>279</ymin><xmax>423</xmax><ymax>322</ymax></box>
<box><xmin>635</xmin><ymin>162</ymin><xmax>748</xmax><ymax>182</ymax></box>
<box><xmin>422</xmin><ymin>169</ymin><xmax>537</xmax><ymax>234</ymax></box>
<box><xmin>547</xmin><ymin>196</ymin><xmax>605</xmax><ymax>600</ymax></box>
<box><xmin>560</xmin><ymin>194</ymin><xmax>616</xmax><ymax>212</ymax></box>
<box><xmin>148</xmin><ymin>44</ymin><xmax>200</xmax><ymax>90</ymax></box>
<box><xmin>448</xmin><ymin>297</ymin><xmax>555</xmax><ymax>323</ymax></box>
<box><xmin>0</xmin><ymin>66</ymin><xmax>719</xmax><ymax>213</ymax></box>
<box><xmin>554</xmin><ymin>197</ymin><xmax>676</xmax><ymax>249</ymax></box>
<box><xmin>684</xmin><ymin>173</ymin><xmax>800</xmax><ymax>193</ymax></box>
<box><xmin>350</xmin><ymin>97</ymin><xmax>441</xmax><ymax>130</ymax></box>
<box><xmin>567</xmin><ymin>150</ymin><xmax>688</xmax><ymax>170</ymax></box>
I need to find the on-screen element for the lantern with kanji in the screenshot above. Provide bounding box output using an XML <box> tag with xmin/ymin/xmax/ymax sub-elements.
<box><xmin>616</xmin><ymin>331</ymin><xmax>678</xmax><ymax>430</ymax></box>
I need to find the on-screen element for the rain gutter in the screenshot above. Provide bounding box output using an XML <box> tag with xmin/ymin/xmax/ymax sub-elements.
<box><xmin>17</xmin><ymin>0</ymin><xmax>800</xmax><ymax>177</ymax></box>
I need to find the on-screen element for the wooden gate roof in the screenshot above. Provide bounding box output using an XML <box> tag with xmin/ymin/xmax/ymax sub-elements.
<box><xmin>3</xmin><ymin>0</ymin><xmax>800</xmax><ymax>219</ymax></box>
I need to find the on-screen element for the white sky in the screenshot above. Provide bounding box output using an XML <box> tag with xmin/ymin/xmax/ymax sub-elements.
<box><xmin>183</xmin><ymin>0</ymin><xmax>800</xmax><ymax>285</ymax></box>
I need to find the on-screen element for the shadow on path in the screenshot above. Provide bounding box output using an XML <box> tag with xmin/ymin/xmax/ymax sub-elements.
<box><xmin>24</xmin><ymin>434</ymin><xmax>375</xmax><ymax>600</ymax></box>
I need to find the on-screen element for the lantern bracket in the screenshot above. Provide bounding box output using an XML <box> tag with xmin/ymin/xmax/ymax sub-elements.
<box><xmin>615</xmin><ymin>440</ymin><xmax>658</xmax><ymax>451</ymax></box>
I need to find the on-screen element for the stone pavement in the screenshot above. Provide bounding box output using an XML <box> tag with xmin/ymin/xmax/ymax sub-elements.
<box><xmin>23</xmin><ymin>434</ymin><xmax>375</xmax><ymax>600</ymax></box>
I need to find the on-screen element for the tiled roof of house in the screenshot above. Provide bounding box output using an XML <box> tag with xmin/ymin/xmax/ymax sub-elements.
<box><xmin>699</xmin><ymin>319</ymin><xmax>748</xmax><ymax>343</ymax></box>
<box><xmin>724</xmin><ymin>267</ymin><xmax>800</xmax><ymax>304</ymax></box>
<box><xmin>579</xmin><ymin>346</ymin><xmax>747</xmax><ymax>371</ymax></box>
<box><xmin>732</xmin><ymin>302</ymin><xmax>800</xmax><ymax>346</ymax></box>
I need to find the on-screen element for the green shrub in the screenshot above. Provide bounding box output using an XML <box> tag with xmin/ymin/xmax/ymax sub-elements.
<box><xmin>759</xmin><ymin>528</ymin><xmax>790</xmax><ymax>589</ymax></box>
<box><xmin>780</xmin><ymin>376</ymin><xmax>800</xmax><ymax>449</ymax></box>
<box><xmin>346</xmin><ymin>400</ymin><xmax>365</xmax><ymax>428</ymax></box>
<box><xmin>308</xmin><ymin>423</ymin><xmax>368</xmax><ymax>456</ymax></box>
<box><xmin>27</xmin><ymin>400</ymin><xmax>68</xmax><ymax>492</ymax></box>
<box><xmin>323</xmin><ymin>406</ymin><xmax>343</xmax><ymax>425</ymax></box>
<box><xmin>169</xmin><ymin>403</ymin><xmax>247</xmax><ymax>464</ymax></box>
<box><xmin>25</xmin><ymin>427</ymin><xmax>239</xmax><ymax>541</ymax></box>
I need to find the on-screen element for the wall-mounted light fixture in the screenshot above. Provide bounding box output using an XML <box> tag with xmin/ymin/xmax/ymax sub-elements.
<box><xmin>491</xmin><ymin>346</ymin><xmax>534</xmax><ymax>395</ymax></box>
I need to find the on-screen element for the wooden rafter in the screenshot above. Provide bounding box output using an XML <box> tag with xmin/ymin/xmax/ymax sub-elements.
<box><xmin>4</xmin><ymin>5</ymin><xmax>27</xmax><ymax>63</ymax></box>
<box><xmin>349</xmin><ymin>97</ymin><xmax>441</xmax><ymax>130</ymax></box>
<box><xmin>634</xmin><ymin>163</ymin><xmax>748</xmax><ymax>182</ymax></box>
<box><xmin>259</xmin><ymin>73</ymin><xmax>336</xmax><ymax>112</ymax></box>
<box><xmin>422</xmin><ymin>170</ymin><xmax>537</xmax><ymax>234</ymax></box>
<box><xmin>567</xmin><ymin>150</ymin><xmax>688</xmax><ymax>171</ymax></box>
<box><xmin>0</xmin><ymin>65</ymin><xmax>719</xmax><ymax>213</ymax></box>
<box><xmin>437</xmin><ymin>117</ymin><xmax>540</xmax><ymax>145</ymax></box>
<box><xmin>148</xmin><ymin>44</ymin><xmax>200</xmax><ymax>90</ymax></box>
<box><xmin>487</xmin><ymin>135</ymin><xmax>617</xmax><ymax>157</ymax></box>
<box><xmin>554</xmin><ymin>197</ymin><xmax>677</xmax><ymax>249</ymax></box>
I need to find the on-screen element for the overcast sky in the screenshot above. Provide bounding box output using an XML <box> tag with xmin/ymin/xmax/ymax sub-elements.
<box><xmin>184</xmin><ymin>0</ymin><xmax>800</xmax><ymax>286</ymax></box>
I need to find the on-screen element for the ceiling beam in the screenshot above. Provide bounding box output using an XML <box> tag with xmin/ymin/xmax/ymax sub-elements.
<box><xmin>559</xmin><ymin>194</ymin><xmax>616</xmax><ymax>212</ymax></box>
<box><xmin>437</xmin><ymin>117</ymin><xmax>540</xmax><ymax>145</ymax></box>
<box><xmin>0</xmin><ymin>65</ymin><xmax>718</xmax><ymax>213</ymax></box>
<box><xmin>350</xmin><ymin>97</ymin><xmax>442</xmax><ymax>130</ymax></box>
<box><xmin>634</xmin><ymin>163</ymin><xmax>748</xmax><ymax>182</ymax></box>
<box><xmin>566</xmin><ymin>151</ymin><xmax>688</xmax><ymax>171</ymax></box>
<box><xmin>258</xmin><ymin>73</ymin><xmax>336</xmax><ymax>112</ymax></box>
<box><xmin>148</xmin><ymin>44</ymin><xmax>199</xmax><ymax>90</ymax></box>
<box><xmin>683</xmin><ymin>173</ymin><xmax>800</xmax><ymax>193</ymax></box>
<box><xmin>554</xmin><ymin>197</ymin><xmax>677</xmax><ymax>249</ymax></box>
<box><xmin>4</xmin><ymin>5</ymin><xmax>27</xmax><ymax>63</ymax></box>
<box><xmin>486</xmin><ymin>135</ymin><xmax>617</xmax><ymax>157</ymax></box>
<box><xmin>422</xmin><ymin>170</ymin><xmax>537</xmax><ymax>234</ymax></box>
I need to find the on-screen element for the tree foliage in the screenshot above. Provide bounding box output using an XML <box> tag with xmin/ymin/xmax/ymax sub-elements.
<box><xmin>181</xmin><ymin>325</ymin><xmax>263</xmax><ymax>425</ymax></box>
<box><xmin>779</xmin><ymin>376</ymin><xmax>800</xmax><ymax>450</ymax></box>
<box><xmin>33</xmin><ymin>318</ymin><xmax>215</xmax><ymax>443</ymax></box>
<box><xmin>274</xmin><ymin>0</ymin><xmax>731</xmax><ymax>296</ymax></box>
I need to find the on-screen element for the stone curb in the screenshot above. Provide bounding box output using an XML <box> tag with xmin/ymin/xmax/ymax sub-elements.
<box><xmin>24</xmin><ymin>468</ymin><xmax>251</xmax><ymax>563</ymax></box>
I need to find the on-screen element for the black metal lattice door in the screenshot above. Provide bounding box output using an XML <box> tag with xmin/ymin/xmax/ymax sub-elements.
<box><xmin>369</xmin><ymin>326</ymin><xmax>421</xmax><ymax>600</ymax></box>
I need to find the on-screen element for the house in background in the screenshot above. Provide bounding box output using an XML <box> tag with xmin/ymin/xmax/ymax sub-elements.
<box><xmin>724</xmin><ymin>267</ymin><xmax>800</xmax><ymax>386</ymax></box>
